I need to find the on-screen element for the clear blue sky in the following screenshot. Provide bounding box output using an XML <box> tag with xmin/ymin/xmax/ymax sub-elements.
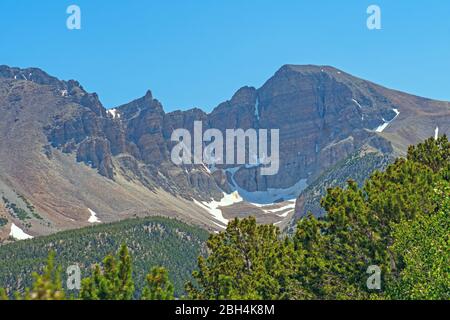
<box><xmin>0</xmin><ymin>0</ymin><xmax>449</xmax><ymax>111</ymax></box>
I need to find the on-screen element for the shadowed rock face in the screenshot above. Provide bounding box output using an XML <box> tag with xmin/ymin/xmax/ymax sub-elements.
<box><xmin>0</xmin><ymin>64</ymin><xmax>448</xmax><ymax>237</ymax></box>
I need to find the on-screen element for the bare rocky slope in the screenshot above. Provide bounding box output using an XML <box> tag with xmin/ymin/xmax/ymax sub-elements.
<box><xmin>0</xmin><ymin>64</ymin><xmax>448</xmax><ymax>240</ymax></box>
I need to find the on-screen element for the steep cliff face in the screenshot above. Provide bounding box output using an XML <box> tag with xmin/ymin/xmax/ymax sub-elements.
<box><xmin>0</xmin><ymin>64</ymin><xmax>448</xmax><ymax>237</ymax></box>
<box><xmin>0</xmin><ymin>66</ymin><xmax>225</xmax><ymax>239</ymax></box>
<box><xmin>118</xmin><ymin>90</ymin><xmax>168</xmax><ymax>165</ymax></box>
<box><xmin>199</xmin><ymin>66</ymin><xmax>407</xmax><ymax>200</ymax></box>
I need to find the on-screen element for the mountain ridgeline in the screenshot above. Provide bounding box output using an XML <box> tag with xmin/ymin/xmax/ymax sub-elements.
<box><xmin>0</xmin><ymin>64</ymin><xmax>449</xmax><ymax>240</ymax></box>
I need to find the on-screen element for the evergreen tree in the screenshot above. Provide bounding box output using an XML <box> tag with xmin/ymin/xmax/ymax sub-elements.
<box><xmin>290</xmin><ymin>215</ymin><xmax>328</xmax><ymax>299</ymax></box>
<box><xmin>19</xmin><ymin>252</ymin><xmax>65</xmax><ymax>300</ymax></box>
<box><xmin>290</xmin><ymin>136</ymin><xmax>449</xmax><ymax>299</ymax></box>
<box><xmin>141</xmin><ymin>267</ymin><xmax>174</xmax><ymax>300</ymax></box>
<box><xmin>80</xmin><ymin>244</ymin><xmax>135</xmax><ymax>300</ymax></box>
<box><xmin>0</xmin><ymin>288</ymin><xmax>8</xmax><ymax>300</ymax></box>
<box><xmin>186</xmin><ymin>217</ymin><xmax>293</xmax><ymax>300</ymax></box>
<box><xmin>386</xmin><ymin>181</ymin><xmax>450</xmax><ymax>300</ymax></box>
<box><xmin>407</xmin><ymin>135</ymin><xmax>449</xmax><ymax>174</ymax></box>
<box><xmin>1</xmin><ymin>137</ymin><xmax>447</xmax><ymax>301</ymax></box>
<box><xmin>292</xmin><ymin>181</ymin><xmax>383</xmax><ymax>299</ymax></box>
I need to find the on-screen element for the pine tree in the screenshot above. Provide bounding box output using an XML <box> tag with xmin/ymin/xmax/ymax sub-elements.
<box><xmin>141</xmin><ymin>267</ymin><xmax>174</xmax><ymax>300</ymax></box>
<box><xmin>386</xmin><ymin>181</ymin><xmax>450</xmax><ymax>300</ymax></box>
<box><xmin>186</xmin><ymin>217</ymin><xmax>293</xmax><ymax>300</ymax></box>
<box><xmin>292</xmin><ymin>181</ymin><xmax>382</xmax><ymax>299</ymax></box>
<box><xmin>290</xmin><ymin>136</ymin><xmax>450</xmax><ymax>299</ymax></box>
<box><xmin>80</xmin><ymin>244</ymin><xmax>135</xmax><ymax>300</ymax></box>
<box><xmin>17</xmin><ymin>252</ymin><xmax>66</xmax><ymax>300</ymax></box>
<box><xmin>0</xmin><ymin>288</ymin><xmax>8</xmax><ymax>300</ymax></box>
<box><xmin>407</xmin><ymin>135</ymin><xmax>449</xmax><ymax>174</ymax></box>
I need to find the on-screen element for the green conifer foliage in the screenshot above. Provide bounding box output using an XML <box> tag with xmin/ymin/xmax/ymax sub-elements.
<box><xmin>19</xmin><ymin>252</ymin><xmax>65</xmax><ymax>300</ymax></box>
<box><xmin>141</xmin><ymin>267</ymin><xmax>174</xmax><ymax>300</ymax></box>
<box><xmin>80</xmin><ymin>244</ymin><xmax>134</xmax><ymax>300</ymax></box>
<box><xmin>386</xmin><ymin>181</ymin><xmax>450</xmax><ymax>300</ymax></box>
<box><xmin>186</xmin><ymin>217</ymin><xmax>293</xmax><ymax>300</ymax></box>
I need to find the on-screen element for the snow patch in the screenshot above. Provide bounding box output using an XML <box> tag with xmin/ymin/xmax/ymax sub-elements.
<box><xmin>194</xmin><ymin>191</ymin><xmax>243</xmax><ymax>228</ymax></box>
<box><xmin>277</xmin><ymin>210</ymin><xmax>292</xmax><ymax>218</ymax></box>
<box><xmin>393</xmin><ymin>108</ymin><xmax>400</xmax><ymax>116</ymax></box>
<box><xmin>10</xmin><ymin>223</ymin><xmax>33</xmax><ymax>240</ymax></box>
<box><xmin>257</xmin><ymin>200</ymin><xmax>296</xmax><ymax>218</ymax></box>
<box><xmin>375</xmin><ymin>109</ymin><xmax>400</xmax><ymax>133</ymax></box>
<box><xmin>352</xmin><ymin>99</ymin><xmax>365</xmax><ymax>120</ymax></box>
<box><xmin>225</xmin><ymin>167</ymin><xmax>307</xmax><ymax>204</ymax></box>
<box><xmin>107</xmin><ymin>109</ymin><xmax>120</xmax><ymax>119</ymax></box>
<box><xmin>375</xmin><ymin>121</ymin><xmax>389</xmax><ymax>133</ymax></box>
<box><xmin>263</xmin><ymin>201</ymin><xmax>296</xmax><ymax>214</ymax></box>
<box><xmin>88</xmin><ymin>208</ymin><xmax>101</xmax><ymax>223</ymax></box>
<box><xmin>352</xmin><ymin>99</ymin><xmax>363</xmax><ymax>109</ymax></box>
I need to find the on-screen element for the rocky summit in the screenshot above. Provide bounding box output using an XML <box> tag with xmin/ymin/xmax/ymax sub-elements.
<box><xmin>0</xmin><ymin>64</ymin><xmax>449</xmax><ymax>240</ymax></box>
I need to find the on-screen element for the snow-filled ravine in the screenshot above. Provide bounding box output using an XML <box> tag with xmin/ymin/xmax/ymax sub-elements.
<box><xmin>195</xmin><ymin>166</ymin><xmax>308</xmax><ymax>227</ymax></box>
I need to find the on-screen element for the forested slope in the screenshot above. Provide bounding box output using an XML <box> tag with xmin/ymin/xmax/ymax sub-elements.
<box><xmin>0</xmin><ymin>217</ymin><xmax>208</xmax><ymax>296</ymax></box>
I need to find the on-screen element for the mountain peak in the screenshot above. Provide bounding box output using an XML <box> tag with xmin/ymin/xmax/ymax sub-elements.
<box><xmin>0</xmin><ymin>64</ymin><xmax>449</xmax><ymax>239</ymax></box>
<box><xmin>144</xmin><ymin>89</ymin><xmax>153</xmax><ymax>100</ymax></box>
<box><xmin>277</xmin><ymin>64</ymin><xmax>343</xmax><ymax>75</ymax></box>
<box><xmin>0</xmin><ymin>65</ymin><xmax>63</xmax><ymax>87</ymax></box>
<box><xmin>231</xmin><ymin>86</ymin><xmax>257</xmax><ymax>104</ymax></box>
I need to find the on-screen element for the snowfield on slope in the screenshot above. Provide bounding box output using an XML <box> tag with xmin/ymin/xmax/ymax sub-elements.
<box><xmin>9</xmin><ymin>223</ymin><xmax>33</xmax><ymax>240</ymax></box>
<box><xmin>88</xmin><ymin>208</ymin><xmax>101</xmax><ymax>223</ymax></box>
<box><xmin>225</xmin><ymin>166</ymin><xmax>308</xmax><ymax>204</ymax></box>
<box><xmin>194</xmin><ymin>191</ymin><xmax>243</xmax><ymax>228</ymax></box>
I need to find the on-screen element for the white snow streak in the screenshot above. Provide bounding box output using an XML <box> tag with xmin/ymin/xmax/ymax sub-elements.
<box><xmin>88</xmin><ymin>208</ymin><xmax>101</xmax><ymax>223</ymax></box>
<box><xmin>257</xmin><ymin>200</ymin><xmax>296</xmax><ymax>218</ymax></box>
<box><xmin>194</xmin><ymin>191</ymin><xmax>243</xmax><ymax>228</ymax></box>
<box><xmin>375</xmin><ymin>122</ymin><xmax>389</xmax><ymax>133</ymax></box>
<box><xmin>375</xmin><ymin>109</ymin><xmax>400</xmax><ymax>133</ymax></box>
<box><xmin>352</xmin><ymin>99</ymin><xmax>362</xmax><ymax>109</ymax></box>
<box><xmin>263</xmin><ymin>201</ymin><xmax>296</xmax><ymax>214</ymax></box>
<box><xmin>352</xmin><ymin>99</ymin><xmax>365</xmax><ymax>120</ymax></box>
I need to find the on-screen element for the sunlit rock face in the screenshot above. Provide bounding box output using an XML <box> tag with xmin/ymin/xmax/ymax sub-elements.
<box><xmin>0</xmin><ymin>64</ymin><xmax>448</xmax><ymax>237</ymax></box>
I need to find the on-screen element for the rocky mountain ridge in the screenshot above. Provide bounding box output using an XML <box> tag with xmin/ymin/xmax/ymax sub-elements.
<box><xmin>0</xmin><ymin>64</ymin><xmax>448</xmax><ymax>240</ymax></box>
